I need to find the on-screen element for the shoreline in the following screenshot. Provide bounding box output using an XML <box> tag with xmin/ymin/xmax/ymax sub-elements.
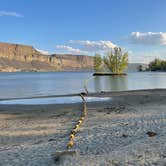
<box><xmin>0</xmin><ymin>88</ymin><xmax>166</xmax><ymax>101</ymax></box>
<box><xmin>0</xmin><ymin>89</ymin><xmax>166</xmax><ymax>165</ymax></box>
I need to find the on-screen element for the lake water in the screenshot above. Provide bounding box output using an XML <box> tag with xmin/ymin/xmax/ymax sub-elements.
<box><xmin>0</xmin><ymin>72</ymin><xmax>166</xmax><ymax>104</ymax></box>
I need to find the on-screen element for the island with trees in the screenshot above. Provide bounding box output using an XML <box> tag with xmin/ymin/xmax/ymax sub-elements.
<box><xmin>93</xmin><ymin>47</ymin><xmax>128</xmax><ymax>76</ymax></box>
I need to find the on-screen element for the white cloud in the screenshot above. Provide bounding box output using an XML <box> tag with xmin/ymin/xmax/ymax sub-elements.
<box><xmin>128</xmin><ymin>32</ymin><xmax>166</xmax><ymax>45</ymax></box>
<box><xmin>55</xmin><ymin>40</ymin><xmax>118</xmax><ymax>55</ymax></box>
<box><xmin>0</xmin><ymin>11</ymin><xmax>23</xmax><ymax>17</ymax></box>
<box><xmin>128</xmin><ymin>50</ymin><xmax>133</xmax><ymax>54</ymax></box>
<box><xmin>129</xmin><ymin>55</ymin><xmax>157</xmax><ymax>64</ymax></box>
<box><xmin>128</xmin><ymin>50</ymin><xmax>165</xmax><ymax>64</ymax></box>
<box><xmin>56</xmin><ymin>45</ymin><xmax>88</xmax><ymax>54</ymax></box>
<box><xmin>70</xmin><ymin>40</ymin><xmax>117</xmax><ymax>51</ymax></box>
<box><xmin>36</xmin><ymin>48</ymin><xmax>50</xmax><ymax>55</ymax></box>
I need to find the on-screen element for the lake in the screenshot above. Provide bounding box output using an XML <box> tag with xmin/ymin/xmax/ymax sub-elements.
<box><xmin>0</xmin><ymin>71</ymin><xmax>166</xmax><ymax>103</ymax></box>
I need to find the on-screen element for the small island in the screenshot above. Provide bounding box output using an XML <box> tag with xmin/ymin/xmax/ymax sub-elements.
<box><xmin>93</xmin><ymin>47</ymin><xmax>128</xmax><ymax>76</ymax></box>
<box><xmin>93</xmin><ymin>72</ymin><xmax>127</xmax><ymax>76</ymax></box>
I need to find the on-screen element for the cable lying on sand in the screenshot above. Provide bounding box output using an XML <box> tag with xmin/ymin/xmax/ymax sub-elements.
<box><xmin>54</xmin><ymin>93</ymin><xmax>87</xmax><ymax>163</ymax></box>
<box><xmin>54</xmin><ymin>77</ymin><xmax>94</xmax><ymax>163</ymax></box>
<box><xmin>67</xmin><ymin>93</ymin><xmax>87</xmax><ymax>149</ymax></box>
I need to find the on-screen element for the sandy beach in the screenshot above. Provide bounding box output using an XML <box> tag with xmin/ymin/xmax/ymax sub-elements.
<box><xmin>0</xmin><ymin>89</ymin><xmax>166</xmax><ymax>165</ymax></box>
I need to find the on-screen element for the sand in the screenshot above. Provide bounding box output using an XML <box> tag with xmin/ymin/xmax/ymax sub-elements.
<box><xmin>0</xmin><ymin>89</ymin><xmax>166</xmax><ymax>165</ymax></box>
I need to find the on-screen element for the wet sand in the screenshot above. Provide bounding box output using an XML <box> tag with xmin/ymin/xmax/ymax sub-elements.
<box><xmin>0</xmin><ymin>89</ymin><xmax>166</xmax><ymax>165</ymax></box>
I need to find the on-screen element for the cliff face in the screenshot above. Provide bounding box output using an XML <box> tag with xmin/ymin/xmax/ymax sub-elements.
<box><xmin>0</xmin><ymin>42</ymin><xmax>94</xmax><ymax>72</ymax></box>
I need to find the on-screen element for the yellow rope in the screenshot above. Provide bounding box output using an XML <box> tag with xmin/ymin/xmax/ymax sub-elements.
<box><xmin>55</xmin><ymin>78</ymin><xmax>89</xmax><ymax>161</ymax></box>
<box><xmin>66</xmin><ymin>93</ymin><xmax>87</xmax><ymax>149</ymax></box>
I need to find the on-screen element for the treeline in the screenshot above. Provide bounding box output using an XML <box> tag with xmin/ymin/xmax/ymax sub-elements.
<box><xmin>148</xmin><ymin>59</ymin><xmax>166</xmax><ymax>71</ymax></box>
<box><xmin>138</xmin><ymin>59</ymin><xmax>166</xmax><ymax>71</ymax></box>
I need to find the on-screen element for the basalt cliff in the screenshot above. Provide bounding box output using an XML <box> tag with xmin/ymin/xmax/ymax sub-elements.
<box><xmin>0</xmin><ymin>42</ymin><xmax>146</xmax><ymax>72</ymax></box>
<box><xmin>0</xmin><ymin>42</ymin><xmax>93</xmax><ymax>72</ymax></box>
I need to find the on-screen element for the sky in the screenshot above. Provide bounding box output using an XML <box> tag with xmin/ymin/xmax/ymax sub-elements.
<box><xmin>0</xmin><ymin>0</ymin><xmax>166</xmax><ymax>63</ymax></box>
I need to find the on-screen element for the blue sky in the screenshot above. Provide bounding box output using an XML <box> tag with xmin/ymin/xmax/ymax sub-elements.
<box><xmin>0</xmin><ymin>0</ymin><xmax>166</xmax><ymax>63</ymax></box>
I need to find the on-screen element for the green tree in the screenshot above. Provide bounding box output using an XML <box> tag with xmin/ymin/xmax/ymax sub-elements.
<box><xmin>103</xmin><ymin>47</ymin><xmax>128</xmax><ymax>74</ymax></box>
<box><xmin>138</xmin><ymin>65</ymin><xmax>143</xmax><ymax>71</ymax></box>
<box><xmin>149</xmin><ymin>59</ymin><xmax>161</xmax><ymax>71</ymax></box>
<box><xmin>148</xmin><ymin>58</ymin><xmax>166</xmax><ymax>71</ymax></box>
<box><xmin>93</xmin><ymin>54</ymin><xmax>102</xmax><ymax>72</ymax></box>
<box><xmin>161</xmin><ymin>61</ymin><xmax>166</xmax><ymax>70</ymax></box>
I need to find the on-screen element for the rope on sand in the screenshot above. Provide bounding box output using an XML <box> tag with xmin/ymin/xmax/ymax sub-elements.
<box><xmin>54</xmin><ymin>93</ymin><xmax>87</xmax><ymax>162</ymax></box>
<box><xmin>66</xmin><ymin>93</ymin><xmax>87</xmax><ymax>149</ymax></box>
<box><xmin>54</xmin><ymin>76</ymin><xmax>90</xmax><ymax>162</ymax></box>
<box><xmin>66</xmin><ymin>75</ymin><xmax>89</xmax><ymax>149</ymax></box>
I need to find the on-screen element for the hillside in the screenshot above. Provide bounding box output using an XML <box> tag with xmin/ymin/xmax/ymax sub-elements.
<box><xmin>127</xmin><ymin>63</ymin><xmax>148</xmax><ymax>72</ymax></box>
<box><xmin>0</xmin><ymin>42</ymin><xmax>146</xmax><ymax>72</ymax></box>
<box><xmin>0</xmin><ymin>42</ymin><xmax>93</xmax><ymax>72</ymax></box>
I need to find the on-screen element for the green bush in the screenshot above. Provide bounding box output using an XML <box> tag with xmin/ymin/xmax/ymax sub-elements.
<box><xmin>103</xmin><ymin>47</ymin><xmax>128</xmax><ymax>74</ymax></box>
<box><xmin>93</xmin><ymin>54</ymin><xmax>102</xmax><ymax>72</ymax></box>
<box><xmin>148</xmin><ymin>59</ymin><xmax>166</xmax><ymax>71</ymax></box>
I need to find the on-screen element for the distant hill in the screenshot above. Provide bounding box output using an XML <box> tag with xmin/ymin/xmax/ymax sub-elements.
<box><xmin>0</xmin><ymin>42</ymin><xmax>93</xmax><ymax>72</ymax></box>
<box><xmin>127</xmin><ymin>63</ymin><xmax>148</xmax><ymax>72</ymax></box>
<box><xmin>0</xmin><ymin>42</ymin><xmax>147</xmax><ymax>72</ymax></box>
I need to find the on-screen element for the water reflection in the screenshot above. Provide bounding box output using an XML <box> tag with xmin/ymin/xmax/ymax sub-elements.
<box><xmin>94</xmin><ymin>75</ymin><xmax>128</xmax><ymax>91</ymax></box>
<box><xmin>94</xmin><ymin>76</ymin><xmax>102</xmax><ymax>92</ymax></box>
<box><xmin>1</xmin><ymin>72</ymin><xmax>166</xmax><ymax>99</ymax></box>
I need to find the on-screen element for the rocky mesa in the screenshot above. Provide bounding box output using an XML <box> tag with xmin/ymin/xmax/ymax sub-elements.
<box><xmin>0</xmin><ymin>42</ymin><xmax>94</xmax><ymax>72</ymax></box>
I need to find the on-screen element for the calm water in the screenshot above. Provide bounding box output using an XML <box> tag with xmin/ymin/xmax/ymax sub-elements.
<box><xmin>0</xmin><ymin>71</ymin><xmax>166</xmax><ymax>100</ymax></box>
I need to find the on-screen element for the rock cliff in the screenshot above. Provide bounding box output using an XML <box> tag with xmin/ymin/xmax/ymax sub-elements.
<box><xmin>0</xmin><ymin>42</ymin><xmax>94</xmax><ymax>72</ymax></box>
